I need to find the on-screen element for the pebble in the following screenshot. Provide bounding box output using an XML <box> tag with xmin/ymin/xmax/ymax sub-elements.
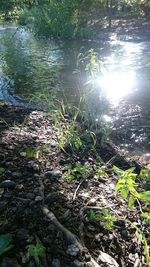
<box><xmin>26</xmin><ymin>162</ymin><xmax>39</xmax><ymax>173</ymax></box>
<box><xmin>0</xmin><ymin>180</ymin><xmax>16</xmax><ymax>189</ymax></box>
<box><xmin>44</xmin><ymin>193</ymin><xmax>54</xmax><ymax>204</ymax></box>
<box><xmin>87</xmin><ymin>198</ymin><xmax>96</xmax><ymax>206</ymax></box>
<box><xmin>35</xmin><ymin>196</ymin><xmax>43</xmax><ymax>202</ymax></box>
<box><xmin>12</xmin><ymin>172</ymin><xmax>22</xmax><ymax>179</ymax></box>
<box><xmin>85</xmin><ymin>262</ymin><xmax>93</xmax><ymax>267</ymax></box>
<box><xmin>44</xmin><ymin>170</ymin><xmax>62</xmax><ymax>180</ymax></box>
<box><xmin>52</xmin><ymin>258</ymin><xmax>61</xmax><ymax>267</ymax></box>
<box><xmin>85</xmin><ymin>254</ymin><xmax>91</xmax><ymax>261</ymax></box>
<box><xmin>26</xmin><ymin>193</ymin><xmax>35</xmax><ymax>200</ymax></box>
<box><xmin>50</xmin><ymin>141</ymin><xmax>57</xmax><ymax>148</ymax></box>
<box><xmin>73</xmin><ymin>260</ymin><xmax>84</xmax><ymax>267</ymax></box>
<box><xmin>66</xmin><ymin>244</ymin><xmax>80</xmax><ymax>257</ymax></box>
<box><xmin>47</xmin><ymin>223</ymin><xmax>56</xmax><ymax>232</ymax></box>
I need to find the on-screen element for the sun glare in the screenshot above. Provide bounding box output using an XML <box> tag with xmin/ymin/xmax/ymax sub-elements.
<box><xmin>98</xmin><ymin>71</ymin><xmax>135</xmax><ymax>105</ymax></box>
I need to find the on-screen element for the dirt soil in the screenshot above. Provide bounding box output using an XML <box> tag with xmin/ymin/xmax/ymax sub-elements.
<box><xmin>0</xmin><ymin>103</ymin><xmax>149</xmax><ymax>267</ymax></box>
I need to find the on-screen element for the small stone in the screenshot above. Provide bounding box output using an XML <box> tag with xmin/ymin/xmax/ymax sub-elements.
<box><xmin>0</xmin><ymin>188</ymin><xmax>4</xmax><ymax>197</ymax></box>
<box><xmin>0</xmin><ymin>180</ymin><xmax>16</xmax><ymax>189</ymax></box>
<box><xmin>50</xmin><ymin>141</ymin><xmax>57</xmax><ymax>148</ymax></box>
<box><xmin>66</xmin><ymin>244</ymin><xmax>79</xmax><ymax>257</ymax></box>
<box><xmin>33</xmin><ymin>188</ymin><xmax>40</xmax><ymax>195</ymax></box>
<box><xmin>52</xmin><ymin>258</ymin><xmax>61</xmax><ymax>267</ymax></box>
<box><xmin>26</xmin><ymin>162</ymin><xmax>39</xmax><ymax>173</ymax></box>
<box><xmin>26</xmin><ymin>193</ymin><xmax>35</xmax><ymax>200</ymax></box>
<box><xmin>44</xmin><ymin>170</ymin><xmax>62</xmax><ymax>180</ymax></box>
<box><xmin>73</xmin><ymin>260</ymin><xmax>84</xmax><ymax>267</ymax></box>
<box><xmin>95</xmin><ymin>233</ymin><xmax>102</xmax><ymax>242</ymax></box>
<box><xmin>85</xmin><ymin>254</ymin><xmax>91</xmax><ymax>261</ymax></box>
<box><xmin>87</xmin><ymin>198</ymin><xmax>96</xmax><ymax>206</ymax></box>
<box><xmin>85</xmin><ymin>262</ymin><xmax>93</xmax><ymax>267</ymax></box>
<box><xmin>44</xmin><ymin>193</ymin><xmax>54</xmax><ymax>204</ymax></box>
<box><xmin>12</xmin><ymin>172</ymin><xmax>22</xmax><ymax>179</ymax></box>
<box><xmin>47</xmin><ymin>223</ymin><xmax>56</xmax><ymax>232</ymax></box>
<box><xmin>87</xmin><ymin>225</ymin><xmax>96</xmax><ymax>232</ymax></box>
<box><xmin>16</xmin><ymin>184</ymin><xmax>24</xmax><ymax>190</ymax></box>
<box><xmin>44</xmin><ymin>171</ymin><xmax>53</xmax><ymax>178</ymax></box>
<box><xmin>35</xmin><ymin>196</ymin><xmax>43</xmax><ymax>202</ymax></box>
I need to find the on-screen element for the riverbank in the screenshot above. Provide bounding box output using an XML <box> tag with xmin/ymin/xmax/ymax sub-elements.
<box><xmin>0</xmin><ymin>102</ymin><xmax>149</xmax><ymax>267</ymax></box>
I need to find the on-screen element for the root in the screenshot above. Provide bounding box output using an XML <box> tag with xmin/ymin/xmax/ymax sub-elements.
<box><xmin>43</xmin><ymin>206</ymin><xmax>120</xmax><ymax>267</ymax></box>
<box><xmin>43</xmin><ymin>206</ymin><xmax>82</xmax><ymax>249</ymax></box>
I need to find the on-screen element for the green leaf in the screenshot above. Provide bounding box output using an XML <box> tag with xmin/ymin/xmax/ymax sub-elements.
<box><xmin>0</xmin><ymin>234</ymin><xmax>12</xmax><ymax>255</ymax></box>
<box><xmin>27</xmin><ymin>243</ymin><xmax>45</xmax><ymax>266</ymax></box>
<box><xmin>115</xmin><ymin>180</ymin><xmax>125</xmax><ymax>192</ymax></box>
<box><xmin>139</xmin><ymin>191</ymin><xmax>150</xmax><ymax>201</ymax></box>
<box><xmin>0</xmin><ymin>167</ymin><xmax>5</xmax><ymax>175</ymax></box>
<box><xmin>141</xmin><ymin>213</ymin><xmax>150</xmax><ymax>224</ymax></box>
<box><xmin>128</xmin><ymin>195</ymin><xmax>136</xmax><ymax>210</ymax></box>
<box><xmin>121</xmin><ymin>187</ymin><xmax>129</xmax><ymax>199</ymax></box>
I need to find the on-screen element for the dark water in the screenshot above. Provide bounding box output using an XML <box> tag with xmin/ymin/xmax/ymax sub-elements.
<box><xmin>0</xmin><ymin>25</ymin><xmax>150</xmax><ymax>158</ymax></box>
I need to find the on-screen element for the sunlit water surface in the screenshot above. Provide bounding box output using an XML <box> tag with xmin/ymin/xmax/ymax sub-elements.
<box><xmin>0</xmin><ymin>25</ymin><xmax>150</xmax><ymax>156</ymax></box>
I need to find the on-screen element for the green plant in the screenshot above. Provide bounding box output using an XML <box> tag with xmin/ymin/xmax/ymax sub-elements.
<box><xmin>114</xmin><ymin>166</ymin><xmax>150</xmax><ymax>205</ymax></box>
<box><xmin>23</xmin><ymin>149</ymin><xmax>39</xmax><ymax>159</ymax></box>
<box><xmin>88</xmin><ymin>209</ymin><xmax>117</xmax><ymax>231</ymax></box>
<box><xmin>0</xmin><ymin>234</ymin><xmax>13</xmax><ymax>256</ymax></box>
<box><xmin>140</xmin><ymin>212</ymin><xmax>150</xmax><ymax>225</ymax></box>
<box><xmin>63</xmin><ymin>162</ymin><xmax>89</xmax><ymax>182</ymax></box>
<box><xmin>133</xmin><ymin>224</ymin><xmax>150</xmax><ymax>267</ymax></box>
<box><xmin>58</xmin><ymin>121</ymin><xmax>83</xmax><ymax>154</ymax></box>
<box><xmin>113</xmin><ymin>166</ymin><xmax>140</xmax><ymax>209</ymax></box>
<box><xmin>93</xmin><ymin>165</ymin><xmax>108</xmax><ymax>178</ymax></box>
<box><xmin>27</xmin><ymin>243</ymin><xmax>46</xmax><ymax>267</ymax></box>
<box><xmin>0</xmin><ymin>167</ymin><xmax>5</xmax><ymax>175</ymax></box>
<box><xmin>139</xmin><ymin>165</ymin><xmax>150</xmax><ymax>187</ymax></box>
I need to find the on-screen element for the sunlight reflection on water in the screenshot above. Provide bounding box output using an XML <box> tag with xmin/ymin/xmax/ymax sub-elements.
<box><xmin>97</xmin><ymin>71</ymin><xmax>135</xmax><ymax>105</ymax></box>
<box><xmin>95</xmin><ymin>40</ymin><xmax>144</xmax><ymax>106</ymax></box>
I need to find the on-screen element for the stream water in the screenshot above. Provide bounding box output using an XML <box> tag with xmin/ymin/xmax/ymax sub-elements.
<box><xmin>0</xmin><ymin>25</ymin><xmax>150</xmax><ymax>160</ymax></box>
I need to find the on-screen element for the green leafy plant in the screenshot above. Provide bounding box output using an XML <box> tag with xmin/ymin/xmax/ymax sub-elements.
<box><xmin>93</xmin><ymin>165</ymin><xmax>108</xmax><ymax>178</ymax></box>
<box><xmin>0</xmin><ymin>167</ymin><xmax>5</xmax><ymax>175</ymax></box>
<box><xmin>23</xmin><ymin>149</ymin><xmax>39</xmax><ymax>159</ymax></box>
<box><xmin>88</xmin><ymin>209</ymin><xmax>117</xmax><ymax>231</ymax></box>
<box><xmin>113</xmin><ymin>166</ymin><xmax>139</xmax><ymax>209</ymax></box>
<box><xmin>139</xmin><ymin>165</ymin><xmax>150</xmax><ymax>190</ymax></box>
<box><xmin>63</xmin><ymin>162</ymin><xmax>89</xmax><ymax>182</ymax></box>
<box><xmin>58</xmin><ymin>122</ymin><xmax>83</xmax><ymax>153</ymax></box>
<box><xmin>133</xmin><ymin>224</ymin><xmax>150</xmax><ymax>267</ymax></box>
<box><xmin>27</xmin><ymin>243</ymin><xmax>46</xmax><ymax>267</ymax></box>
<box><xmin>114</xmin><ymin>166</ymin><xmax>150</xmax><ymax>207</ymax></box>
<box><xmin>0</xmin><ymin>234</ymin><xmax>13</xmax><ymax>256</ymax></box>
<box><xmin>141</xmin><ymin>212</ymin><xmax>150</xmax><ymax>225</ymax></box>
